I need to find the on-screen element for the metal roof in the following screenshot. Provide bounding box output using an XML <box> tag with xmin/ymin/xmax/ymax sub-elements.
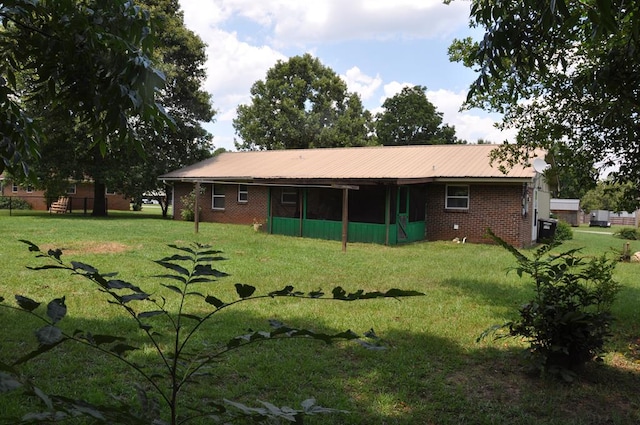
<box><xmin>160</xmin><ymin>145</ymin><xmax>538</xmax><ymax>183</ymax></box>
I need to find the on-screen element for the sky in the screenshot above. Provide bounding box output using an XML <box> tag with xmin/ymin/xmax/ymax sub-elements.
<box><xmin>177</xmin><ymin>0</ymin><xmax>517</xmax><ymax>151</ymax></box>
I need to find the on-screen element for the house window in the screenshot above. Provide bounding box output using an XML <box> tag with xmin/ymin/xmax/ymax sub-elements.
<box><xmin>26</xmin><ymin>185</ymin><xmax>34</xmax><ymax>193</ymax></box>
<box><xmin>105</xmin><ymin>188</ymin><xmax>116</xmax><ymax>195</ymax></box>
<box><xmin>12</xmin><ymin>183</ymin><xmax>18</xmax><ymax>193</ymax></box>
<box><xmin>281</xmin><ymin>189</ymin><xmax>297</xmax><ymax>205</ymax></box>
<box><xmin>67</xmin><ymin>184</ymin><xmax>77</xmax><ymax>195</ymax></box>
<box><xmin>238</xmin><ymin>184</ymin><xmax>248</xmax><ymax>203</ymax></box>
<box><xmin>445</xmin><ymin>185</ymin><xmax>469</xmax><ymax>210</ymax></box>
<box><xmin>212</xmin><ymin>184</ymin><xmax>225</xmax><ymax>210</ymax></box>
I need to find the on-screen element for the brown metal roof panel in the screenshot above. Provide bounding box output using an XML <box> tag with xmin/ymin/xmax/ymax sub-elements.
<box><xmin>159</xmin><ymin>145</ymin><xmax>539</xmax><ymax>180</ymax></box>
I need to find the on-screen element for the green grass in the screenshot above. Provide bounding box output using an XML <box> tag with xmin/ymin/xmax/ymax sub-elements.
<box><xmin>0</xmin><ymin>214</ymin><xmax>639</xmax><ymax>424</ymax></box>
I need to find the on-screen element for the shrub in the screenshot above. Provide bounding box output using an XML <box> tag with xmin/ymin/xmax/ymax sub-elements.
<box><xmin>483</xmin><ymin>229</ymin><xmax>621</xmax><ymax>381</ymax></box>
<box><xmin>614</xmin><ymin>227</ymin><xmax>639</xmax><ymax>240</ymax></box>
<box><xmin>0</xmin><ymin>196</ymin><xmax>32</xmax><ymax>210</ymax></box>
<box><xmin>179</xmin><ymin>190</ymin><xmax>201</xmax><ymax>221</ymax></box>
<box><xmin>554</xmin><ymin>220</ymin><xmax>573</xmax><ymax>241</ymax></box>
<box><xmin>0</xmin><ymin>241</ymin><xmax>423</xmax><ymax>424</ymax></box>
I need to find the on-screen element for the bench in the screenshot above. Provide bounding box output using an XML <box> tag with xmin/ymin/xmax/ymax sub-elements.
<box><xmin>50</xmin><ymin>197</ymin><xmax>69</xmax><ymax>213</ymax></box>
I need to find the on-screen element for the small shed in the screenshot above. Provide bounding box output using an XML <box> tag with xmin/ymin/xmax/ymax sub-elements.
<box><xmin>550</xmin><ymin>198</ymin><xmax>581</xmax><ymax>226</ymax></box>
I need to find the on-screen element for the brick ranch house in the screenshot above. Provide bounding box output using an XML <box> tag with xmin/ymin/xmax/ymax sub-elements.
<box><xmin>0</xmin><ymin>176</ymin><xmax>131</xmax><ymax>212</ymax></box>
<box><xmin>160</xmin><ymin>145</ymin><xmax>551</xmax><ymax>247</ymax></box>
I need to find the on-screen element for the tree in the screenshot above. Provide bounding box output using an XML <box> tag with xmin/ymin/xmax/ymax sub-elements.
<box><xmin>375</xmin><ymin>85</ymin><xmax>463</xmax><ymax>145</ymax></box>
<box><xmin>22</xmin><ymin>0</ymin><xmax>215</xmax><ymax>217</ymax></box>
<box><xmin>233</xmin><ymin>54</ymin><xmax>375</xmax><ymax>150</ymax></box>
<box><xmin>448</xmin><ymin>0</ymin><xmax>640</xmax><ymax>206</ymax></box>
<box><xmin>581</xmin><ymin>180</ymin><xmax>635</xmax><ymax>213</ymax></box>
<box><xmin>0</xmin><ymin>0</ymin><xmax>169</xmax><ymax>179</ymax></box>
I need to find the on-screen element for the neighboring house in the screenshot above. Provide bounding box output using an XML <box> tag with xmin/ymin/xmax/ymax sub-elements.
<box><xmin>0</xmin><ymin>176</ymin><xmax>131</xmax><ymax>211</ymax></box>
<box><xmin>550</xmin><ymin>198</ymin><xmax>581</xmax><ymax>226</ymax></box>
<box><xmin>160</xmin><ymin>145</ymin><xmax>551</xmax><ymax>247</ymax></box>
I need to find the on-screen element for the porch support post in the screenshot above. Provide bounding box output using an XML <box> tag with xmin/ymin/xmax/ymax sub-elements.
<box><xmin>342</xmin><ymin>188</ymin><xmax>349</xmax><ymax>252</ymax></box>
<box><xmin>194</xmin><ymin>181</ymin><xmax>200</xmax><ymax>234</ymax></box>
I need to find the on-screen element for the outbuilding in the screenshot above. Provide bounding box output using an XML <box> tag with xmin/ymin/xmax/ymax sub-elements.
<box><xmin>160</xmin><ymin>144</ymin><xmax>550</xmax><ymax>248</ymax></box>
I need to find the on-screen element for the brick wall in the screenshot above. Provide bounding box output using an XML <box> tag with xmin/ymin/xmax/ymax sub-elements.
<box><xmin>173</xmin><ymin>182</ymin><xmax>269</xmax><ymax>225</ymax></box>
<box><xmin>426</xmin><ymin>183</ymin><xmax>534</xmax><ymax>247</ymax></box>
<box><xmin>1</xmin><ymin>181</ymin><xmax>130</xmax><ymax>211</ymax></box>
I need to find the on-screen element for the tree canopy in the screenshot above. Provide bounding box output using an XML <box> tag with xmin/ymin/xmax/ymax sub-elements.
<box><xmin>6</xmin><ymin>0</ymin><xmax>214</xmax><ymax>216</ymax></box>
<box><xmin>375</xmin><ymin>85</ymin><xmax>462</xmax><ymax>145</ymax></box>
<box><xmin>0</xmin><ymin>0</ymin><xmax>170</xmax><ymax>178</ymax></box>
<box><xmin>233</xmin><ymin>54</ymin><xmax>375</xmax><ymax>150</ymax></box>
<box><xmin>448</xmin><ymin>0</ymin><xmax>640</xmax><ymax>205</ymax></box>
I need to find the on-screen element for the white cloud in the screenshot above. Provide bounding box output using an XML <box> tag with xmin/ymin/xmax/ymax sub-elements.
<box><xmin>342</xmin><ymin>67</ymin><xmax>382</xmax><ymax>101</ymax></box>
<box><xmin>426</xmin><ymin>89</ymin><xmax>516</xmax><ymax>144</ymax></box>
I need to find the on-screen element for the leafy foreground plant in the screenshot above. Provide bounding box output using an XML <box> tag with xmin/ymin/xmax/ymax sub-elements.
<box><xmin>0</xmin><ymin>241</ymin><xmax>424</xmax><ymax>424</ymax></box>
<box><xmin>482</xmin><ymin>230</ymin><xmax>621</xmax><ymax>381</ymax></box>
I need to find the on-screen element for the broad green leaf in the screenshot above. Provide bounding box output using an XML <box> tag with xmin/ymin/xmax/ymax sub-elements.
<box><xmin>36</xmin><ymin>325</ymin><xmax>63</xmax><ymax>345</ymax></box>
<box><xmin>46</xmin><ymin>297</ymin><xmax>67</xmax><ymax>324</ymax></box>
<box><xmin>19</xmin><ymin>240</ymin><xmax>41</xmax><ymax>252</ymax></box>
<box><xmin>181</xmin><ymin>314</ymin><xmax>203</xmax><ymax>322</ymax></box>
<box><xmin>205</xmin><ymin>295</ymin><xmax>225</xmax><ymax>308</ymax></box>
<box><xmin>111</xmin><ymin>344</ymin><xmax>139</xmax><ymax>356</ymax></box>
<box><xmin>120</xmin><ymin>293</ymin><xmax>150</xmax><ymax>304</ymax></box>
<box><xmin>138</xmin><ymin>310</ymin><xmax>164</xmax><ymax>319</ymax></box>
<box><xmin>161</xmin><ymin>284</ymin><xmax>184</xmax><ymax>295</ymax></box>
<box><xmin>0</xmin><ymin>372</ymin><xmax>22</xmax><ymax>392</ymax></box>
<box><xmin>235</xmin><ymin>283</ymin><xmax>255</xmax><ymax>299</ymax></box>
<box><xmin>154</xmin><ymin>260</ymin><xmax>189</xmax><ymax>276</ymax></box>
<box><xmin>15</xmin><ymin>295</ymin><xmax>40</xmax><ymax>311</ymax></box>
<box><xmin>70</xmin><ymin>261</ymin><xmax>98</xmax><ymax>274</ymax></box>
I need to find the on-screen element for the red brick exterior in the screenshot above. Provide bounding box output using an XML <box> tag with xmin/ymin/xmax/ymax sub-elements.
<box><xmin>0</xmin><ymin>180</ymin><xmax>130</xmax><ymax>211</ymax></box>
<box><xmin>173</xmin><ymin>182</ymin><xmax>269</xmax><ymax>225</ymax></box>
<box><xmin>426</xmin><ymin>183</ymin><xmax>534</xmax><ymax>247</ymax></box>
<box><xmin>173</xmin><ymin>181</ymin><xmax>536</xmax><ymax>247</ymax></box>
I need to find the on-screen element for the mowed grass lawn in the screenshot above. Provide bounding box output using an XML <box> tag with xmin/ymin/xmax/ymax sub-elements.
<box><xmin>0</xmin><ymin>212</ymin><xmax>639</xmax><ymax>424</ymax></box>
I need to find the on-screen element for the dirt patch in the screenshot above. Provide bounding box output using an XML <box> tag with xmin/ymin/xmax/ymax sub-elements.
<box><xmin>42</xmin><ymin>241</ymin><xmax>130</xmax><ymax>255</ymax></box>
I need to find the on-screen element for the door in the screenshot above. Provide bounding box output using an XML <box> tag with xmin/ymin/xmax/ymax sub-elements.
<box><xmin>397</xmin><ymin>186</ymin><xmax>409</xmax><ymax>242</ymax></box>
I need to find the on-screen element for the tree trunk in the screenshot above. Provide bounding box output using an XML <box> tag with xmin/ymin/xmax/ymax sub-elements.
<box><xmin>92</xmin><ymin>182</ymin><xmax>107</xmax><ymax>216</ymax></box>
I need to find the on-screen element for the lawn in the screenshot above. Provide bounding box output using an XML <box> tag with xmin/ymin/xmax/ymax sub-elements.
<box><xmin>0</xmin><ymin>214</ymin><xmax>639</xmax><ymax>424</ymax></box>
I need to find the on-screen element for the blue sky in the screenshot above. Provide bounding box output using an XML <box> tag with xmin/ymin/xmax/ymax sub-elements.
<box><xmin>178</xmin><ymin>0</ymin><xmax>516</xmax><ymax>151</ymax></box>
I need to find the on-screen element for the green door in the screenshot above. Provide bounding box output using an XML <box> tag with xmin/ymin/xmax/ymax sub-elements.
<box><xmin>397</xmin><ymin>186</ymin><xmax>409</xmax><ymax>242</ymax></box>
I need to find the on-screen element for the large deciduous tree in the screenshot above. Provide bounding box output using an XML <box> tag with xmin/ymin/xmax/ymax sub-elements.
<box><xmin>24</xmin><ymin>0</ymin><xmax>215</xmax><ymax>216</ymax></box>
<box><xmin>448</xmin><ymin>0</ymin><xmax>640</xmax><ymax>205</ymax></box>
<box><xmin>375</xmin><ymin>85</ymin><xmax>462</xmax><ymax>145</ymax></box>
<box><xmin>233</xmin><ymin>54</ymin><xmax>375</xmax><ymax>150</ymax></box>
<box><xmin>0</xmin><ymin>0</ymin><xmax>169</xmax><ymax>179</ymax></box>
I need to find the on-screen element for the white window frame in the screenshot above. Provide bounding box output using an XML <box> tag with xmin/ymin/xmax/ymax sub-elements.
<box><xmin>445</xmin><ymin>185</ymin><xmax>469</xmax><ymax>210</ymax></box>
<box><xmin>12</xmin><ymin>183</ymin><xmax>18</xmax><ymax>193</ymax></box>
<box><xmin>212</xmin><ymin>184</ymin><xmax>225</xmax><ymax>210</ymax></box>
<box><xmin>237</xmin><ymin>184</ymin><xmax>248</xmax><ymax>203</ymax></box>
<box><xmin>105</xmin><ymin>188</ymin><xmax>116</xmax><ymax>195</ymax></box>
<box><xmin>281</xmin><ymin>189</ymin><xmax>297</xmax><ymax>205</ymax></box>
<box><xmin>26</xmin><ymin>185</ymin><xmax>34</xmax><ymax>193</ymax></box>
<box><xmin>67</xmin><ymin>184</ymin><xmax>77</xmax><ymax>195</ymax></box>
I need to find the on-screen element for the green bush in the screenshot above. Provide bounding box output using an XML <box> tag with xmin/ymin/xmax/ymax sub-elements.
<box><xmin>0</xmin><ymin>196</ymin><xmax>32</xmax><ymax>210</ymax></box>
<box><xmin>554</xmin><ymin>220</ymin><xmax>573</xmax><ymax>241</ymax></box>
<box><xmin>179</xmin><ymin>190</ymin><xmax>200</xmax><ymax>221</ymax></box>
<box><xmin>484</xmin><ymin>229</ymin><xmax>621</xmax><ymax>381</ymax></box>
<box><xmin>614</xmin><ymin>227</ymin><xmax>639</xmax><ymax>240</ymax></box>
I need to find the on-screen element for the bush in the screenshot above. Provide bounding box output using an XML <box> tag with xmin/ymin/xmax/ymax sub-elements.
<box><xmin>0</xmin><ymin>196</ymin><xmax>32</xmax><ymax>210</ymax></box>
<box><xmin>483</xmin><ymin>229</ymin><xmax>621</xmax><ymax>381</ymax></box>
<box><xmin>614</xmin><ymin>227</ymin><xmax>639</xmax><ymax>240</ymax></box>
<box><xmin>179</xmin><ymin>190</ymin><xmax>201</xmax><ymax>221</ymax></box>
<box><xmin>554</xmin><ymin>220</ymin><xmax>573</xmax><ymax>241</ymax></box>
